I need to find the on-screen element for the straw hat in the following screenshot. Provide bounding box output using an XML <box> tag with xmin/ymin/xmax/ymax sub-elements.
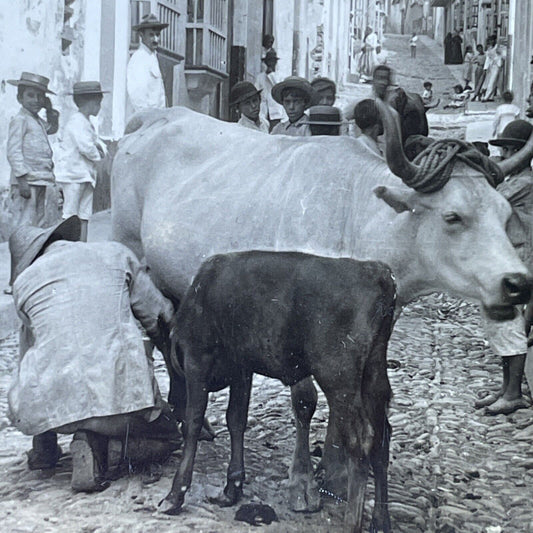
<box><xmin>307</xmin><ymin>106</ymin><xmax>343</xmax><ymax>125</ymax></box>
<box><xmin>489</xmin><ymin>120</ymin><xmax>533</xmax><ymax>148</ymax></box>
<box><xmin>8</xmin><ymin>216</ymin><xmax>81</xmax><ymax>284</ymax></box>
<box><xmin>271</xmin><ymin>76</ymin><xmax>315</xmax><ymax>106</ymax></box>
<box><xmin>230</xmin><ymin>81</ymin><xmax>262</xmax><ymax>106</ymax></box>
<box><xmin>7</xmin><ymin>72</ymin><xmax>55</xmax><ymax>94</ymax></box>
<box><xmin>67</xmin><ymin>81</ymin><xmax>109</xmax><ymax>96</ymax></box>
<box><xmin>262</xmin><ymin>50</ymin><xmax>280</xmax><ymax>62</ymax></box>
<box><xmin>132</xmin><ymin>13</ymin><xmax>169</xmax><ymax>32</ymax></box>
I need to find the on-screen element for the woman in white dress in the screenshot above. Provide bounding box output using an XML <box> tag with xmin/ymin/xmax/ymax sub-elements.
<box><xmin>358</xmin><ymin>26</ymin><xmax>378</xmax><ymax>82</ymax></box>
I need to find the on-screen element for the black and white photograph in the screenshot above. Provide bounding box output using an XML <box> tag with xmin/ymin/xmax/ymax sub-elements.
<box><xmin>0</xmin><ymin>1</ymin><xmax>532</xmax><ymax>531</ymax></box>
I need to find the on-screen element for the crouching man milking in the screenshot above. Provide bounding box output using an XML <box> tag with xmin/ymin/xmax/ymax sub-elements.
<box><xmin>7</xmin><ymin>216</ymin><xmax>181</xmax><ymax>491</ymax></box>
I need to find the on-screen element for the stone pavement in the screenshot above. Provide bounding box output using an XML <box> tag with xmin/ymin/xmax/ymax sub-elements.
<box><xmin>336</xmin><ymin>33</ymin><xmax>497</xmax><ymax>142</ymax></box>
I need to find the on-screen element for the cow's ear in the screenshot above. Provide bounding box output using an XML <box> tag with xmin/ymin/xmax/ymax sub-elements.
<box><xmin>373</xmin><ymin>185</ymin><xmax>415</xmax><ymax>213</ymax></box>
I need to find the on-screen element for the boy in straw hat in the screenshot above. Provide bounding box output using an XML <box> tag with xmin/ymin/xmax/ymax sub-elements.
<box><xmin>7</xmin><ymin>216</ymin><xmax>181</xmax><ymax>490</ymax></box>
<box><xmin>127</xmin><ymin>14</ymin><xmax>169</xmax><ymax>113</ymax></box>
<box><xmin>57</xmin><ymin>82</ymin><xmax>108</xmax><ymax>242</ymax></box>
<box><xmin>6</xmin><ymin>72</ymin><xmax>60</xmax><ymax>230</ymax></box>
<box><xmin>270</xmin><ymin>76</ymin><xmax>315</xmax><ymax>136</ymax></box>
<box><xmin>230</xmin><ymin>81</ymin><xmax>269</xmax><ymax>133</ymax></box>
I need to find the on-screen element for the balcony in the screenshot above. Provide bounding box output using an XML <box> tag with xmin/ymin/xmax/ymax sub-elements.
<box><xmin>185</xmin><ymin>0</ymin><xmax>228</xmax><ymax>83</ymax></box>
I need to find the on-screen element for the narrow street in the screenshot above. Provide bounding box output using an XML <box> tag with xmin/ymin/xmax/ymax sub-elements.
<box><xmin>0</xmin><ymin>29</ymin><xmax>527</xmax><ymax>533</ymax></box>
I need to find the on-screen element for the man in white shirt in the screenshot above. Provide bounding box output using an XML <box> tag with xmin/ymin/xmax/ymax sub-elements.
<box><xmin>127</xmin><ymin>14</ymin><xmax>168</xmax><ymax>113</ymax></box>
<box><xmin>230</xmin><ymin>81</ymin><xmax>269</xmax><ymax>133</ymax></box>
<box><xmin>255</xmin><ymin>50</ymin><xmax>286</xmax><ymax>131</ymax></box>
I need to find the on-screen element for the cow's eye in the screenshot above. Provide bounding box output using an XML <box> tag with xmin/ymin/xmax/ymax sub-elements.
<box><xmin>443</xmin><ymin>212</ymin><xmax>463</xmax><ymax>224</ymax></box>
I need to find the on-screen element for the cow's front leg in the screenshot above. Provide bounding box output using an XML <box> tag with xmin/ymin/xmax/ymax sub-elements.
<box><xmin>288</xmin><ymin>378</ymin><xmax>321</xmax><ymax>512</ymax></box>
<box><xmin>369</xmin><ymin>417</ymin><xmax>391</xmax><ymax>533</ymax></box>
<box><xmin>211</xmin><ymin>371</ymin><xmax>252</xmax><ymax>507</ymax></box>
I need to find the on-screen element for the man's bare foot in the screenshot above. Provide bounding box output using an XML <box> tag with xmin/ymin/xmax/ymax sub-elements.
<box><xmin>474</xmin><ymin>391</ymin><xmax>503</xmax><ymax>409</ymax></box>
<box><xmin>485</xmin><ymin>397</ymin><xmax>530</xmax><ymax>416</ymax></box>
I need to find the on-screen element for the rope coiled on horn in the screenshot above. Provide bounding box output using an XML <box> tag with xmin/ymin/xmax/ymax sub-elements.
<box><xmin>408</xmin><ymin>139</ymin><xmax>504</xmax><ymax>193</ymax></box>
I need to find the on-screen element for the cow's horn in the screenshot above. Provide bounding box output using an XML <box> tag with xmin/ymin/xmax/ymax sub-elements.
<box><xmin>498</xmin><ymin>128</ymin><xmax>533</xmax><ymax>177</ymax></box>
<box><xmin>374</xmin><ymin>97</ymin><xmax>419</xmax><ymax>186</ymax></box>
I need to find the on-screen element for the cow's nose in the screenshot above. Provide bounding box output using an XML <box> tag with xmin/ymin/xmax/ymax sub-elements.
<box><xmin>502</xmin><ymin>273</ymin><xmax>533</xmax><ymax>304</ymax></box>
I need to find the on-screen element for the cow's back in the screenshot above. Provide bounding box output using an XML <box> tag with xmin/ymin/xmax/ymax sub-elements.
<box><xmin>113</xmin><ymin>107</ymin><xmax>397</xmax><ymax>300</ymax></box>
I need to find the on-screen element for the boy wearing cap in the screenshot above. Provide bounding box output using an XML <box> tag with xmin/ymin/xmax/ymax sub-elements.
<box><xmin>271</xmin><ymin>76</ymin><xmax>314</xmax><ymax>136</ymax></box>
<box><xmin>6</xmin><ymin>72</ymin><xmax>59</xmax><ymax>230</ymax></box>
<box><xmin>476</xmin><ymin>119</ymin><xmax>533</xmax><ymax>415</ymax></box>
<box><xmin>231</xmin><ymin>81</ymin><xmax>269</xmax><ymax>133</ymax></box>
<box><xmin>311</xmin><ymin>77</ymin><xmax>349</xmax><ymax>135</ymax></box>
<box><xmin>307</xmin><ymin>105</ymin><xmax>343</xmax><ymax>136</ymax></box>
<box><xmin>57</xmin><ymin>82</ymin><xmax>108</xmax><ymax>242</ymax></box>
<box><xmin>127</xmin><ymin>14</ymin><xmax>168</xmax><ymax>113</ymax></box>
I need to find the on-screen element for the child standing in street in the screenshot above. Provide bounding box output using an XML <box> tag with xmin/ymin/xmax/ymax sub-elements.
<box><xmin>6</xmin><ymin>72</ymin><xmax>59</xmax><ymax>229</ymax></box>
<box><xmin>409</xmin><ymin>32</ymin><xmax>418</xmax><ymax>58</ymax></box>
<box><xmin>56</xmin><ymin>82</ymin><xmax>107</xmax><ymax>242</ymax></box>
<box><xmin>492</xmin><ymin>90</ymin><xmax>520</xmax><ymax>138</ymax></box>
<box><xmin>463</xmin><ymin>45</ymin><xmax>475</xmax><ymax>88</ymax></box>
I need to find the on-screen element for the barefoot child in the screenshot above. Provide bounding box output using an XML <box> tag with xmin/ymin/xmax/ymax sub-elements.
<box><xmin>6</xmin><ymin>72</ymin><xmax>59</xmax><ymax>228</ymax></box>
<box><xmin>57</xmin><ymin>82</ymin><xmax>108</xmax><ymax>241</ymax></box>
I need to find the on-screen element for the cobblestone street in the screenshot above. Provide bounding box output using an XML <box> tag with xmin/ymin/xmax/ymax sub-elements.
<box><xmin>1</xmin><ymin>294</ymin><xmax>533</xmax><ymax>533</ymax></box>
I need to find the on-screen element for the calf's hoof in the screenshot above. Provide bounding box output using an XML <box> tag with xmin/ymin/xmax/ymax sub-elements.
<box><xmin>158</xmin><ymin>491</ymin><xmax>185</xmax><ymax>515</ymax></box>
<box><xmin>288</xmin><ymin>474</ymin><xmax>322</xmax><ymax>513</ymax></box>
<box><xmin>209</xmin><ymin>480</ymin><xmax>243</xmax><ymax>507</ymax></box>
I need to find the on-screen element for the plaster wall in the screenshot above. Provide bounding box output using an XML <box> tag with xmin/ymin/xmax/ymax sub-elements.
<box><xmin>0</xmin><ymin>0</ymin><xmax>87</xmax><ymax>189</ymax></box>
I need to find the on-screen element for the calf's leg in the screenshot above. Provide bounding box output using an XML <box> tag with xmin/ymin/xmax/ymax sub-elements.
<box><xmin>211</xmin><ymin>371</ymin><xmax>253</xmax><ymax>506</ymax></box>
<box><xmin>288</xmin><ymin>378</ymin><xmax>321</xmax><ymax>512</ymax></box>
<box><xmin>161</xmin><ymin>351</ymin><xmax>212</xmax><ymax>515</ymax></box>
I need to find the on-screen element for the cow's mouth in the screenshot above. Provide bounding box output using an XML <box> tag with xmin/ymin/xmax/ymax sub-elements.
<box><xmin>483</xmin><ymin>304</ymin><xmax>517</xmax><ymax>321</ymax></box>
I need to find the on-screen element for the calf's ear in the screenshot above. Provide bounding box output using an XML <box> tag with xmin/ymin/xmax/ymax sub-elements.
<box><xmin>373</xmin><ymin>185</ymin><xmax>416</xmax><ymax>213</ymax></box>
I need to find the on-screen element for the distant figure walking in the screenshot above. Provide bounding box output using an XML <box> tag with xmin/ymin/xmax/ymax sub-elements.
<box><xmin>481</xmin><ymin>41</ymin><xmax>504</xmax><ymax>101</ymax></box>
<box><xmin>444</xmin><ymin>32</ymin><xmax>452</xmax><ymax>64</ymax></box>
<box><xmin>450</xmin><ymin>30</ymin><xmax>463</xmax><ymax>65</ymax></box>
<box><xmin>410</xmin><ymin>32</ymin><xmax>418</xmax><ymax>59</ymax></box>
<box><xmin>358</xmin><ymin>26</ymin><xmax>379</xmax><ymax>82</ymax></box>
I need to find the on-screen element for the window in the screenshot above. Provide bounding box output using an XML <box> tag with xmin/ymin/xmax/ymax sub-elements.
<box><xmin>186</xmin><ymin>0</ymin><xmax>228</xmax><ymax>75</ymax></box>
<box><xmin>158</xmin><ymin>0</ymin><xmax>181</xmax><ymax>56</ymax></box>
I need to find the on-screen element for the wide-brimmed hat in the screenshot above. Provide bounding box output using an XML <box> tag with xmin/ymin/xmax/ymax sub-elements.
<box><xmin>67</xmin><ymin>81</ymin><xmax>109</xmax><ymax>96</ymax></box>
<box><xmin>7</xmin><ymin>72</ymin><xmax>55</xmax><ymax>94</ymax></box>
<box><xmin>307</xmin><ymin>105</ymin><xmax>343</xmax><ymax>125</ymax></box>
<box><xmin>310</xmin><ymin>77</ymin><xmax>336</xmax><ymax>93</ymax></box>
<box><xmin>489</xmin><ymin>120</ymin><xmax>533</xmax><ymax>147</ymax></box>
<box><xmin>262</xmin><ymin>50</ymin><xmax>280</xmax><ymax>62</ymax></box>
<box><xmin>230</xmin><ymin>81</ymin><xmax>262</xmax><ymax>106</ymax></box>
<box><xmin>132</xmin><ymin>13</ymin><xmax>169</xmax><ymax>31</ymax></box>
<box><xmin>8</xmin><ymin>216</ymin><xmax>81</xmax><ymax>284</ymax></box>
<box><xmin>271</xmin><ymin>76</ymin><xmax>315</xmax><ymax>107</ymax></box>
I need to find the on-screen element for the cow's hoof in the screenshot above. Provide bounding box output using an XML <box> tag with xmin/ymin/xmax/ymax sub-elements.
<box><xmin>288</xmin><ymin>475</ymin><xmax>322</xmax><ymax>513</ymax></box>
<box><xmin>209</xmin><ymin>481</ymin><xmax>242</xmax><ymax>507</ymax></box>
<box><xmin>158</xmin><ymin>492</ymin><xmax>185</xmax><ymax>515</ymax></box>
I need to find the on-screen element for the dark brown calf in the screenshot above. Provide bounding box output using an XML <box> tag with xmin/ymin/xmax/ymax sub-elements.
<box><xmin>161</xmin><ymin>251</ymin><xmax>396</xmax><ymax>533</ymax></box>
